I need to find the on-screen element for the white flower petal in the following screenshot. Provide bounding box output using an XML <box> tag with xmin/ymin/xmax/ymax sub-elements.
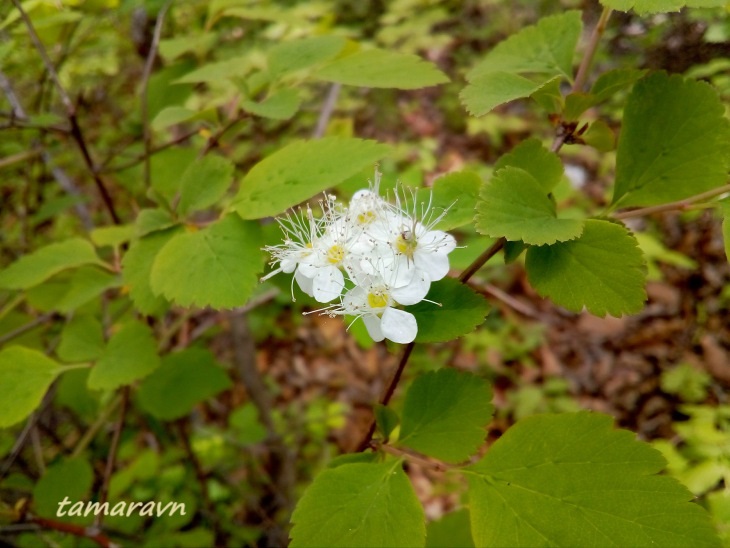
<box><xmin>313</xmin><ymin>267</ymin><xmax>345</xmax><ymax>303</ymax></box>
<box><xmin>380</xmin><ymin>307</ymin><xmax>417</xmax><ymax>344</ymax></box>
<box><xmin>414</xmin><ymin>250</ymin><xmax>451</xmax><ymax>281</ymax></box>
<box><xmin>298</xmin><ymin>261</ymin><xmax>318</xmax><ymax>278</ymax></box>
<box><xmin>294</xmin><ymin>269</ymin><xmax>314</xmax><ymax>297</ymax></box>
<box><xmin>362</xmin><ymin>314</ymin><xmax>385</xmax><ymax>342</ymax></box>
<box><xmin>391</xmin><ymin>270</ymin><xmax>430</xmax><ymax>305</ymax></box>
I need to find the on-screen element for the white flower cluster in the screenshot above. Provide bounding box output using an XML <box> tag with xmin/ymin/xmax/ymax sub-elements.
<box><xmin>262</xmin><ymin>172</ymin><xmax>456</xmax><ymax>344</ymax></box>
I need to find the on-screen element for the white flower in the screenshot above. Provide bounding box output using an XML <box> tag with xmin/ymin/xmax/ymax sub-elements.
<box><xmin>330</xmin><ymin>271</ymin><xmax>428</xmax><ymax>344</ymax></box>
<box><xmin>261</xmin><ymin>169</ymin><xmax>457</xmax><ymax>344</ymax></box>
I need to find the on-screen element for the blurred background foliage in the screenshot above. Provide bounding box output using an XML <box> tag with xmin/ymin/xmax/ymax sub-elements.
<box><xmin>1</xmin><ymin>0</ymin><xmax>730</xmax><ymax>546</ymax></box>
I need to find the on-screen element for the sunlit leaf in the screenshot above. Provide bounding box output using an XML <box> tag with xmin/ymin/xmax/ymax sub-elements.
<box><xmin>398</xmin><ymin>369</ymin><xmax>493</xmax><ymax>462</ymax></box>
<box><xmin>466</xmin><ymin>412</ymin><xmax>720</xmax><ymax>547</ymax></box>
<box><xmin>290</xmin><ymin>461</ymin><xmax>426</xmax><ymax>547</ymax></box>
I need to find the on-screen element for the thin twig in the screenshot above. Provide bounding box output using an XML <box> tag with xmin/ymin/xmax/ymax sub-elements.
<box><xmin>200</xmin><ymin>112</ymin><xmax>248</xmax><ymax>157</ymax></box>
<box><xmin>10</xmin><ymin>0</ymin><xmax>73</xmax><ymax>113</ymax></box>
<box><xmin>0</xmin><ymin>312</ymin><xmax>57</xmax><ymax>346</ymax></box>
<box><xmin>458</xmin><ymin>238</ymin><xmax>506</xmax><ymax>283</ymax></box>
<box><xmin>375</xmin><ymin>442</ymin><xmax>453</xmax><ymax>472</ymax></box>
<box><xmin>70</xmin><ymin>395</ymin><xmax>122</xmax><ymax>459</ymax></box>
<box><xmin>312</xmin><ymin>83</ymin><xmax>341</xmax><ymax>139</ymax></box>
<box><xmin>101</xmin><ymin>127</ymin><xmax>201</xmax><ymax>173</ymax></box>
<box><xmin>0</xmin><ymin>149</ymin><xmax>41</xmax><ymax>170</ymax></box>
<box><xmin>11</xmin><ymin>0</ymin><xmax>121</xmax><ymax>224</ymax></box>
<box><xmin>94</xmin><ymin>387</ymin><xmax>130</xmax><ymax>529</ymax></box>
<box><xmin>572</xmin><ymin>7</ymin><xmax>613</xmax><ymax>93</ymax></box>
<box><xmin>26</xmin><ymin>515</ymin><xmax>119</xmax><ymax>548</ymax></box>
<box><xmin>141</xmin><ymin>0</ymin><xmax>172</xmax><ymax>189</ymax></box>
<box><xmin>613</xmin><ymin>183</ymin><xmax>730</xmax><ymax>220</ymax></box>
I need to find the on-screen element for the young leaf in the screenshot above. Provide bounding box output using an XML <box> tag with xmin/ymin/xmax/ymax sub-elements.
<box><xmin>476</xmin><ymin>167</ymin><xmax>584</xmax><ymax>245</ymax></box>
<box><xmin>526</xmin><ymin>219</ymin><xmax>646</xmax><ymax>317</ymax></box>
<box><xmin>90</xmin><ymin>224</ymin><xmax>135</xmax><ymax>248</ymax></box>
<box><xmin>315</xmin><ymin>48</ymin><xmax>449</xmax><ymax>89</ymax></box>
<box><xmin>0</xmin><ymin>346</ymin><xmax>61</xmax><ymax>428</ymax></box>
<box><xmin>122</xmin><ymin>228</ymin><xmax>180</xmax><ymax>316</ymax></box>
<box><xmin>590</xmin><ymin>68</ymin><xmax>647</xmax><ymax>102</ymax></box>
<box><xmin>178</xmin><ymin>155</ymin><xmax>235</xmax><ymax>217</ymax></box>
<box><xmin>461</xmin><ymin>72</ymin><xmax>555</xmax><ymax>118</ymax></box>
<box><xmin>493</xmin><ymin>138</ymin><xmax>565</xmax><ymax>191</ymax></box>
<box><xmin>268</xmin><ymin>35</ymin><xmax>346</xmax><ymax>78</ymax></box>
<box><xmin>136</xmin><ymin>208</ymin><xmax>177</xmax><ymax>237</ymax></box>
<box><xmin>416</xmin><ymin>170</ymin><xmax>481</xmax><ymax>231</ymax></box>
<box><xmin>613</xmin><ymin>72</ymin><xmax>730</xmax><ymax>208</ymax></box>
<box><xmin>232</xmin><ymin>137</ymin><xmax>391</xmax><ymax>219</ymax></box>
<box><xmin>33</xmin><ymin>458</ymin><xmax>93</xmax><ymax>519</ymax></box>
<box><xmin>466</xmin><ymin>412</ymin><xmax>720</xmax><ymax>547</ymax></box>
<box><xmin>407</xmin><ymin>278</ymin><xmax>489</xmax><ymax>343</ymax></box>
<box><xmin>0</xmin><ymin>238</ymin><xmax>101</xmax><ymax>290</ymax></box>
<box><xmin>57</xmin><ymin>314</ymin><xmax>105</xmax><ymax>363</ymax></box>
<box><xmin>599</xmin><ymin>0</ymin><xmax>726</xmax><ymax>14</ymax></box>
<box><xmin>150</xmin><ymin>214</ymin><xmax>263</xmax><ymax>309</ymax></box>
<box><xmin>398</xmin><ymin>369</ymin><xmax>493</xmax><ymax>463</ymax></box>
<box><xmin>87</xmin><ymin>321</ymin><xmax>160</xmax><ymax>391</ymax></box>
<box><xmin>137</xmin><ymin>348</ymin><xmax>232</xmax><ymax>421</ymax></box>
<box><xmin>55</xmin><ymin>266</ymin><xmax>120</xmax><ymax>313</ymax></box>
<box><xmin>240</xmin><ymin>88</ymin><xmax>301</xmax><ymax>120</ymax></box>
<box><xmin>461</xmin><ymin>12</ymin><xmax>582</xmax><ymax>116</ymax></box>
<box><xmin>289</xmin><ymin>461</ymin><xmax>426</xmax><ymax>547</ymax></box>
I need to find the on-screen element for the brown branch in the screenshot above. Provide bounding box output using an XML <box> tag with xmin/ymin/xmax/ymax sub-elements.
<box><xmin>613</xmin><ymin>183</ymin><xmax>730</xmax><ymax>220</ymax></box>
<box><xmin>27</xmin><ymin>515</ymin><xmax>119</xmax><ymax>548</ymax></box>
<box><xmin>374</xmin><ymin>442</ymin><xmax>453</xmax><ymax>473</ymax></box>
<box><xmin>141</xmin><ymin>1</ymin><xmax>172</xmax><ymax>188</ymax></box>
<box><xmin>572</xmin><ymin>7</ymin><xmax>613</xmax><ymax>93</ymax></box>
<box><xmin>101</xmin><ymin>127</ymin><xmax>201</xmax><ymax>174</ymax></box>
<box><xmin>11</xmin><ymin>0</ymin><xmax>121</xmax><ymax>225</ymax></box>
<box><xmin>94</xmin><ymin>386</ymin><xmax>129</xmax><ymax>529</ymax></box>
<box><xmin>200</xmin><ymin>112</ymin><xmax>248</xmax><ymax>157</ymax></box>
<box><xmin>0</xmin><ymin>312</ymin><xmax>57</xmax><ymax>346</ymax></box>
<box><xmin>312</xmin><ymin>83</ymin><xmax>341</xmax><ymax>139</ymax></box>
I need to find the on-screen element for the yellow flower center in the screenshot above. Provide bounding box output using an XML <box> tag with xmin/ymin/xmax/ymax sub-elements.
<box><xmin>326</xmin><ymin>244</ymin><xmax>345</xmax><ymax>265</ymax></box>
<box><xmin>357</xmin><ymin>210</ymin><xmax>376</xmax><ymax>225</ymax></box>
<box><xmin>367</xmin><ymin>292</ymin><xmax>388</xmax><ymax>309</ymax></box>
<box><xmin>395</xmin><ymin>233</ymin><xmax>417</xmax><ymax>259</ymax></box>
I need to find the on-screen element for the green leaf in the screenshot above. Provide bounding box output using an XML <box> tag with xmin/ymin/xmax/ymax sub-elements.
<box><xmin>241</xmin><ymin>88</ymin><xmax>301</xmax><ymax>120</ymax></box>
<box><xmin>315</xmin><ymin>48</ymin><xmax>449</xmax><ymax>89</ymax></box>
<box><xmin>232</xmin><ymin>138</ymin><xmax>391</xmax><ymax>219</ymax></box>
<box><xmin>526</xmin><ymin>219</ymin><xmax>647</xmax><ymax>317</ymax></box>
<box><xmin>0</xmin><ymin>346</ymin><xmax>61</xmax><ymax>428</ymax></box>
<box><xmin>174</xmin><ymin>55</ymin><xmax>251</xmax><ymax>84</ymax></box>
<box><xmin>122</xmin><ymin>228</ymin><xmax>179</xmax><ymax>316</ymax></box>
<box><xmin>466</xmin><ymin>412</ymin><xmax>720</xmax><ymax>547</ymax></box>
<box><xmin>57</xmin><ymin>314</ymin><xmax>104</xmax><ymax>362</ymax></box>
<box><xmin>374</xmin><ymin>404</ymin><xmax>400</xmax><ymax>440</ymax></box>
<box><xmin>398</xmin><ymin>369</ymin><xmax>493</xmax><ymax>463</ymax></box>
<box><xmin>33</xmin><ymin>458</ymin><xmax>93</xmax><ymax>519</ymax></box>
<box><xmin>407</xmin><ymin>278</ymin><xmax>489</xmax><ymax>343</ymax></box>
<box><xmin>613</xmin><ymin>72</ymin><xmax>730</xmax><ymax>208</ymax></box>
<box><xmin>87</xmin><ymin>321</ymin><xmax>160</xmax><ymax>391</ymax></box>
<box><xmin>136</xmin><ymin>208</ymin><xmax>177</xmax><ymax>237</ymax></box>
<box><xmin>416</xmin><ymin>171</ymin><xmax>481</xmax><ymax>231</ymax></box>
<box><xmin>426</xmin><ymin>509</ymin><xmax>475</xmax><ymax>548</ymax></box>
<box><xmin>55</xmin><ymin>266</ymin><xmax>120</xmax><ymax>313</ymax></box>
<box><xmin>150</xmin><ymin>147</ymin><xmax>196</xmax><ymax>204</ymax></box>
<box><xmin>56</xmin><ymin>369</ymin><xmax>99</xmax><ymax>419</ymax></box>
<box><xmin>90</xmin><ymin>224</ymin><xmax>135</xmax><ymax>248</ymax></box>
<box><xmin>582</xmin><ymin>120</ymin><xmax>616</xmax><ymax>152</ymax></box>
<box><xmin>137</xmin><ymin>348</ymin><xmax>232</xmax><ymax>421</ymax></box>
<box><xmin>289</xmin><ymin>461</ymin><xmax>426</xmax><ymax>547</ymax></box>
<box><xmin>268</xmin><ymin>35</ymin><xmax>346</xmax><ymax>77</ymax></box>
<box><xmin>461</xmin><ymin>12</ymin><xmax>582</xmax><ymax>115</ymax></box>
<box><xmin>494</xmin><ymin>138</ymin><xmax>565</xmax><ymax>191</ymax></box>
<box><xmin>151</xmin><ymin>106</ymin><xmax>215</xmax><ymax>131</ymax></box>
<box><xmin>150</xmin><ymin>214</ymin><xmax>263</xmax><ymax>309</ymax></box>
<box><xmin>475</xmin><ymin>167</ymin><xmax>585</xmax><ymax>245</ymax></box>
<box><xmin>0</xmin><ymin>238</ymin><xmax>101</xmax><ymax>290</ymax></box>
<box><xmin>590</xmin><ymin>68</ymin><xmax>647</xmax><ymax>102</ymax></box>
<box><xmin>504</xmin><ymin>240</ymin><xmax>527</xmax><ymax>264</ymax></box>
<box><xmin>599</xmin><ymin>0</ymin><xmax>726</xmax><ymax>14</ymax></box>
<box><xmin>178</xmin><ymin>155</ymin><xmax>235</xmax><ymax>217</ymax></box>
<box><xmin>461</xmin><ymin>72</ymin><xmax>555</xmax><ymax>117</ymax></box>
